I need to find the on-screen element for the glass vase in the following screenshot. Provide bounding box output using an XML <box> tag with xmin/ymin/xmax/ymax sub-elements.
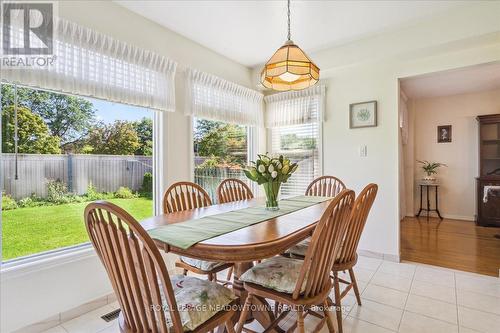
<box><xmin>263</xmin><ymin>181</ymin><xmax>281</xmax><ymax>211</ymax></box>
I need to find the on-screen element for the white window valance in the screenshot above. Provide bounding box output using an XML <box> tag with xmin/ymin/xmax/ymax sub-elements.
<box><xmin>184</xmin><ymin>68</ymin><xmax>264</xmax><ymax>126</ymax></box>
<box><xmin>264</xmin><ymin>85</ymin><xmax>325</xmax><ymax>128</ymax></box>
<box><xmin>1</xmin><ymin>18</ymin><xmax>177</xmax><ymax>112</ymax></box>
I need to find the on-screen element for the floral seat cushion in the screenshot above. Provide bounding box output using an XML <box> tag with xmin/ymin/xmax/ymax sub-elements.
<box><xmin>180</xmin><ymin>256</ymin><xmax>226</xmax><ymax>271</ymax></box>
<box><xmin>240</xmin><ymin>256</ymin><xmax>307</xmax><ymax>294</ymax></box>
<box><xmin>159</xmin><ymin>275</ymin><xmax>237</xmax><ymax>331</ymax></box>
<box><xmin>285</xmin><ymin>237</ymin><xmax>311</xmax><ymax>257</ymax></box>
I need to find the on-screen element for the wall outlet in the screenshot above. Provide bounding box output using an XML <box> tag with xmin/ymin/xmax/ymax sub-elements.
<box><xmin>359</xmin><ymin>145</ymin><xmax>367</xmax><ymax>157</ymax></box>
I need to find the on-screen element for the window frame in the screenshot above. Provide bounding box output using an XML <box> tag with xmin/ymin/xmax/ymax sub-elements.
<box><xmin>0</xmin><ymin>83</ymin><xmax>161</xmax><ymax>267</ymax></box>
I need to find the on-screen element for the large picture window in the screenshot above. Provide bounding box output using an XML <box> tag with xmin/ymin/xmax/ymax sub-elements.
<box><xmin>270</xmin><ymin>121</ymin><xmax>320</xmax><ymax>196</ymax></box>
<box><xmin>1</xmin><ymin>83</ymin><xmax>154</xmax><ymax>261</ymax></box>
<box><xmin>193</xmin><ymin>117</ymin><xmax>250</xmax><ymax>201</ymax></box>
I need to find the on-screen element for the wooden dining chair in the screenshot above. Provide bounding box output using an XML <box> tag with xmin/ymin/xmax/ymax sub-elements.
<box><xmin>286</xmin><ymin>176</ymin><xmax>347</xmax><ymax>257</ymax></box>
<box><xmin>84</xmin><ymin>201</ymin><xmax>238</xmax><ymax>333</ymax></box>
<box><xmin>163</xmin><ymin>181</ymin><xmax>213</xmax><ymax>214</ymax></box>
<box><xmin>331</xmin><ymin>183</ymin><xmax>378</xmax><ymax>333</ymax></box>
<box><xmin>236</xmin><ymin>190</ymin><xmax>355</xmax><ymax>333</ymax></box>
<box><xmin>305</xmin><ymin>175</ymin><xmax>346</xmax><ymax>197</ymax></box>
<box><xmin>216</xmin><ymin>178</ymin><xmax>254</xmax><ymax>204</ymax></box>
<box><xmin>163</xmin><ymin>181</ymin><xmax>233</xmax><ymax>283</ymax></box>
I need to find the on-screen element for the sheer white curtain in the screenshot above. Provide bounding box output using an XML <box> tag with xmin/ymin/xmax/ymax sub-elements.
<box><xmin>184</xmin><ymin>68</ymin><xmax>264</xmax><ymax>126</ymax></box>
<box><xmin>1</xmin><ymin>17</ymin><xmax>177</xmax><ymax>112</ymax></box>
<box><xmin>264</xmin><ymin>85</ymin><xmax>325</xmax><ymax>128</ymax></box>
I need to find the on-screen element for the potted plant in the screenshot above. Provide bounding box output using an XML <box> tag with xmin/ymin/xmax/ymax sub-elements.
<box><xmin>417</xmin><ymin>160</ymin><xmax>447</xmax><ymax>183</ymax></box>
<box><xmin>244</xmin><ymin>153</ymin><xmax>298</xmax><ymax>210</ymax></box>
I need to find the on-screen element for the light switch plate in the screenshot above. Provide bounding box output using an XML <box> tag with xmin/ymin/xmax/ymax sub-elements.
<box><xmin>360</xmin><ymin>145</ymin><xmax>367</xmax><ymax>157</ymax></box>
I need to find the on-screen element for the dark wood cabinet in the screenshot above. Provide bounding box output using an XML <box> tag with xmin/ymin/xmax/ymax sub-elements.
<box><xmin>476</xmin><ymin>114</ymin><xmax>500</xmax><ymax>227</ymax></box>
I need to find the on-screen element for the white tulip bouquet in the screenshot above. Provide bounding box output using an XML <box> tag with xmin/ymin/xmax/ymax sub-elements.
<box><xmin>244</xmin><ymin>153</ymin><xmax>298</xmax><ymax>210</ymax></box>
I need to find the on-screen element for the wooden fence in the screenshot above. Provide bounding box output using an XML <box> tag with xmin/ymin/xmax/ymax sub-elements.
<box><xmin>1</xmin><ymin>154</ymin><xmax>152</xmax><ymax>199</ymax></box>
<box><xmin>194</xmin><ymin>167</ymin><xmax>248</xmax><ymax>201</ymax></box>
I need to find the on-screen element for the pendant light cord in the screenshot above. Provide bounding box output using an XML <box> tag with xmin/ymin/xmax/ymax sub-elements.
<box><xmin>287</xmin><ymin>0</ymin><xmax>291</xmax><ymax>41</ymax></box>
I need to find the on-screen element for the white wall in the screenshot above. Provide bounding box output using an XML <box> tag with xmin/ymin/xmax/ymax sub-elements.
<box><xmin>406</xmin><ymin>89</ymin><xmax>500</xmax><ymax>221</ymax></box>
<box><xmin>1</xmin><ymin>1</ymin><xmax>253</xmax><ymax>332</ymax></box>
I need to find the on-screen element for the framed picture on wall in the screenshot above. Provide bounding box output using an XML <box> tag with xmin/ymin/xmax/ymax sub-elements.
<box><xmin>437</xmin><ymin>125</ymin><xmax>452</xmax><ymax>143</ymax></box>
<box><xmin>350</xmin><ymin>101</ymin><xmax>377</xmax><ymax>128</ymax></box>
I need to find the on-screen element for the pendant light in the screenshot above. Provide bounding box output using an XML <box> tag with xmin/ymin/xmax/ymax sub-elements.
<box><xmin>260</xmin><ymin>0</ymin><xmax>319</xmax><ymax>91</ymax></box>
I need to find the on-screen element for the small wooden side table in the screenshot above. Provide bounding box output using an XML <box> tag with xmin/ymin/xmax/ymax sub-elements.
<box><xmin>416</xmin><ymin>183</ymin><xmax>443</xmax><ymax>220</ymax></box>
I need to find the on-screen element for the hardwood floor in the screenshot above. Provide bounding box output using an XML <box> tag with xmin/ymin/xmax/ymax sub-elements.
<box><xmin>401</xmin><ymin>216</ymin><xmax>500</xmax><ymax>277</ymax></box>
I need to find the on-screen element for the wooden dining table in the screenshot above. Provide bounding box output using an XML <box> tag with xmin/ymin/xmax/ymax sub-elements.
<box><xmin>141</xmin><ymin>197</ymin><xmax>333</xmax><ymax>332</ymax></box>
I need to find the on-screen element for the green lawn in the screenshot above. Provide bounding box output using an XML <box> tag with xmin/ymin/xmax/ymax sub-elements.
<box><xmin>2</xmin><ymin>197</ymin><xmax>153</xmax><ymax>260</ymax></box>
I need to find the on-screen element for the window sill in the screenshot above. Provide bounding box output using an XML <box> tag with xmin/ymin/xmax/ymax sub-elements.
<box><xmin>1</xmin><ymin>243</ymin><xmax>97</xmax><ymax>281</ymax></box>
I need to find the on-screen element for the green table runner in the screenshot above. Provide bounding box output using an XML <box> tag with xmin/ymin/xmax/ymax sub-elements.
<box><xmin>148</xmin><ymin>195</ymin><xmax>332</xmax><ymax>249</ymax></box>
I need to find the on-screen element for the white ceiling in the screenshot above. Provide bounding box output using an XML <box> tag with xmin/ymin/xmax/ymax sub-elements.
<box><xmin>401</xmin><ymin>62</ymin><xmax>500</xmax><ymax>99</ymax></box>
<box><xmin>115</xmin><ymin>0</ymin><xmax>466</xmax><ymax>68</ymax></box>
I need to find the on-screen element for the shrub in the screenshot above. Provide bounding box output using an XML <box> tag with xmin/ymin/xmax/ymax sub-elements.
<box><xmin>86</xmin><ymin>182</ymin><xmax>105</xmax><ymax>200</ymax></box>
<box><xmin>2</xmin><ymin>194</ymin><xmax>18</xmax><ymax>210</ymax></box>
<box><xmin>18</xmin><ymin>194</ymin><xmax>46</xmax><ymax>208</ymax></box>
<box><xmin>115</xmin><ymin>186</ymin><xmax>135</xmax><ymax>199</ymax></box>
<box><xmin>47</xmin><ymin>179</ymin><xmax>69</xmax><ymax>204</ymax></box>
<box><xmin>140</xmin><ymin>172</ymin><xmax>153</xmax><ymax>197</ymax></box>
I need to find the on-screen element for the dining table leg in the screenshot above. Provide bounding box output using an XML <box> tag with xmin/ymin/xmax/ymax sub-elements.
<box><xmin>221</xmin><ymin>262</ymin><xmax>283</xmax><ymax>333</ymax></box>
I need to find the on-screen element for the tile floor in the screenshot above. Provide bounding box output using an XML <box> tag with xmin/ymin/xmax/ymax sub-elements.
<box><xmin>41</xmin><ymin>255</ymin><xmax>500</xmax><ymax>333</ymax></box>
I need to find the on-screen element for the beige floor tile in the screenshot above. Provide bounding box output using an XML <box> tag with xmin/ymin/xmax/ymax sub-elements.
<box><xmin>362</xmin><ymin>284</ymin><xmax>408</xmax><ymax>309</ymax></box>
<box><xmin>414</xmin><ymin>266</ymin><xmax>456</xmax><ymax>287</ymax></box>
<box><xmin>338</xmin><ymin>266</ymin><xmax>376</xmax><ymax>283</ymax></box>
<box><xmin>454</xmin><ymin>272</ymin><xmax>500</xmax><ymax>284</ymax></box>
<box><xmin>457</xmin><ymin>289</ymin><xmax>500</xmax><ymax>316</ymax></box>
<box><xmin>342</xmin><ymin>316</ymin><xmax>395</xmax><ymax>333</ymax></box>
<box><xmin>349</xmin><ymin>299</ymin><xmax>404</xmax><ymax>331</ymax></box>
<box><xmin>378</xmin><ymin>261</ymin><xmax>416</xmax><ymax>279</ymax></box>
<box><xmin>356</xmin><ymin>257</ymin><xmax>383</xmax><ymax>271</ymax></box>
<box><xmin>371</xmin><ymin>271</ymin><xmax>413</xmax><ymax>292</ymax></box>
<box><xmin>61</xmin><ymin>305</ymin><xmax>116</xmax><ymax>333</ymax></box>
<box><xmin>458</xmin><ymin>306</ymin><xmax>500</xmax><ymax>333</ymax></box>
<box><xmin>405</xmin><ymin>294</ymin><xmax>458</xmax><ymax>324</ymax></box>
<box><xmin>410</xmin><ymin>279</ymin><xmax>456</xmax><ymax>304</ymax></box>
<box><xmin>96</xmin><ymin>322</ymin><xmax>119</xmax><ymax>333</ymax></box>
<box><xmin>455</xmin><ymin>274</ymin><xmax>500</xmax><ymax>298</ymax></box>
<box><xmin>399</xmin><ymin>311</ymin><xmax>458</xmax><ymax>333</ymax></box>
<box><xmin>41</xmin><ymin>326</ymin><xmax>68</xmax><ymax>333</ymax></box>
<box><xmin>458</xmin><ymin>327</ymin><xmax>482</xmax><ymax>333</ymax></box>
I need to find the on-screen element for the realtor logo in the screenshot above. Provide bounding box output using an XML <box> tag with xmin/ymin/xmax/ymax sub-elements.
<box><xmin>2</xmin><ymin>2</ymin><xmax>54</xmax><ymax>55</ymax></box>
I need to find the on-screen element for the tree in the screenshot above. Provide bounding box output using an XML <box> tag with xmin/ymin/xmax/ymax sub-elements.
<box><xmin>194</xmin><ymin>119</ymin><xmax>247</xmax><ymax>167</ymax></box>
<box><xmin>1</xmin><ymin>84</ymin><xmax>96</xmax><ymax>145</ymax></box>
<box><xmin>85</xmin><ymin>120</ymin><xmax>140</xmax><ymax>155</ymax></box>
<box><xmin>1</xmin><ymin>106</ymin><xmax>61</xmax><ymax>154</ymax></box>
<box><xmin>132</xmin><ymin>117</ymin><xmax>153</xmax><ymax>156</ymax></box>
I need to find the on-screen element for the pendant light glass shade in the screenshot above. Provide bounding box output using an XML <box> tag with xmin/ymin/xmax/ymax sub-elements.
<box><xmin>260</xmin><ymin>40</ymin><xmax>320</xmax><ymax>91</ymax></box>
<box><xmin>260</xmin><ymin>0</ymin><xmax>319</xmax><ymax>91</ymax></box>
